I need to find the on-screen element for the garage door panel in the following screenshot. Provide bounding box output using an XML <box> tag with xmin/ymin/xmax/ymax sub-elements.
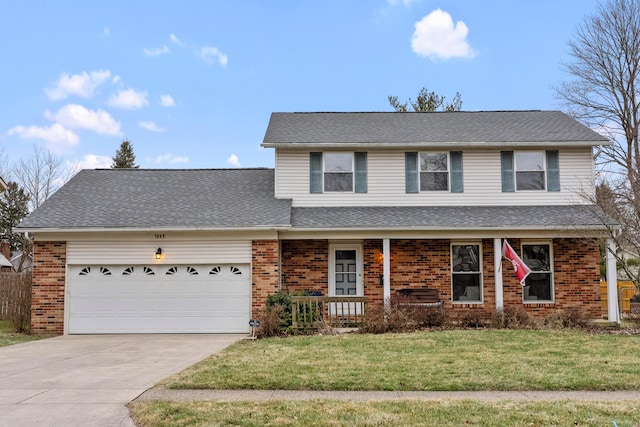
<box><xmin>68</xmin><ymin>264</ymin><xmax>251</xmax><ymax>334</ymax></box>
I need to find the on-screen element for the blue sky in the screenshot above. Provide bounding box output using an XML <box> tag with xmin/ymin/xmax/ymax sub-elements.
<box><xmin>0</xmin><ymin>0</ymin><xmax>601</xmax><ymax>175</ymax></box>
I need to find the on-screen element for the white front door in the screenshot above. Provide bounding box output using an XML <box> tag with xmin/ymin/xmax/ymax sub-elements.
<box><xmin>329</xmin><ymin>243</ymin><xmax>363</xmax><ymax>296</ymax></box>
<box><xmin>329</xmin><ymin>243</ymin><xmax>363</xmax><ymax>315</ymax></box>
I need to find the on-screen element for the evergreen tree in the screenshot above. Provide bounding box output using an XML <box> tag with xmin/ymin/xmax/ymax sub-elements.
<box><xmin>111</xmin><ymin>140</ymin><xmax>139</xmax><ymax>168</ymax></box>
<box><xmin>388</xmin><ymin>87</ymin><xmax>462</xmax><ymax>112</ymax></box>
<box><xmin>0</xmin><ymin>181</ymin><xmax>30</xmax><ymax>252</ymax></box>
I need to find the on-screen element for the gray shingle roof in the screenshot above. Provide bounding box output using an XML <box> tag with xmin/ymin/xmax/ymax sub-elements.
<box><xmin>262</xmin><ymin>111</ymin><xmax>609</xmax><ymax>147</ymax></box>
<box><xmin>17</xmin><ymin>169</ymin><xmax>292</xmax><ymax>230</ymax></box>
<box><xmin>290</xmin><ymin>205</ymin><xmax>610</xmax><ymax>230</ymax></box>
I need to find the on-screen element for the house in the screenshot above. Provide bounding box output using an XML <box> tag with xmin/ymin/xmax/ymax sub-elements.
<box><xmin>0</xmin><ymin>242</ymin><xmax>13</xmax><ymax>272</ymax></box>
<box><xmin>10</xmin><ymin>252</ymin><xmax>33</xmax><ymax>272</ymax></box>
<box><xmin>16</xmin><ymin>110</ymin><xmax>620</xmax><ymax>335</ymax></box>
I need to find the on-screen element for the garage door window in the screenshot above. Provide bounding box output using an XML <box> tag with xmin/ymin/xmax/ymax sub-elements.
<box><xmin>100</xmin><ymin>267</ymin><xmax>112</xmax><ymax>275</ymax></box>
<box><xmin>79</xmin><ymin>267</ymin><xmax>91</xmax><ymax>276</ymax></box>
<box><xmin>144</xmin><ymin>267</ymin><xmax>155</xmax><ymax>275</ymax></box>
<box><xmin>187</xmin><ymin>267</ymin><xmax>199</xmax><ymax>275</ymax></box>
<box><xmin>123</xmin><ymin>267</ymin><xmax>134</xmax><ymax>275</ymax></box>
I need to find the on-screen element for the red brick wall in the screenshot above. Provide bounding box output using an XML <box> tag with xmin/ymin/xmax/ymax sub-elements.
<box><xmin>391</xmin><ymin>239</ymin><xmax>452</xmax><ymax>299</ymax></box>
<box><xmin>258</xmin><ymin>237</ymin><xmax>602</xmax><ymax>320</ymax></box>
<box><xmin>31</xmin><ymin>241</ymin><xmax>66</xmax><ymax>335</ymax></box>
<box><xmin>281</xmin><ymin>240</ymin><xmax>328</xmax><ymax>294</ymax></box>
<box><xmin>502</xmin><ymin>238</ymin><xmax>602</xmax><ymax>318</ymax></box>
<box><xmin>251</xmin><ymin>240</ymin><xmax>280</xmax><ymax>317</ymax></box>
<box><xmin>363</xmin><ymin>239</ymin><xmax>384</xmax><ymax>306</ymax></box>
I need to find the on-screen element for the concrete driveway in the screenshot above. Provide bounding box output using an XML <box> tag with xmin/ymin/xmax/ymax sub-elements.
<box><xmin>0</xmin><ymin>334</ymin><xmax>245</xmax><ymax>427</ymax></box>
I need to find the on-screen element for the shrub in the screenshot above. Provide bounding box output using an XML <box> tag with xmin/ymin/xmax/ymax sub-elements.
<box><xmin>458</xmin><ymin>310</ymin><xmax>486</xmax><ymax>328</ymax></box>
<box><xmin>490</xmin><ymin>306</ymin><xmax>536</xmax><ymax>329</ymax></box>
<box><xmin>359</xmin><ymin>305</ymin><xmax>389</xmax><ymax>334</ymax></box>
<box><xmin>544</xmin><ymin>307</ymin><xmax>590</xmax><ymax>329</ymax></box>
<box><xmin>359</xmin><ymin>299</ymin><xmax>446</xmax><ymax>334</ymax></box>
<box><xmin>255</xmin><ymin>305</ymin><xmax>287</xmax><ymax>338</ymax></box>
<box><xmin>266</xmin><ymin>291</ymin><xmax>293</xmax><ymax>328</ymax></box>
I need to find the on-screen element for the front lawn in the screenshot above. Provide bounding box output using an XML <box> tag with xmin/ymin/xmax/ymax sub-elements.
<box><xmin>0</xmin><ymin>320</ymin><xmax>42</xmax><ymax>347</ymax></box>
<box><xmin>161</xmin><ymin>330</ymin><xmax>640</xmax><ymax>391</ymax></box>
<box><xmin>129</xmin><ymin>399</ymin><xmax>640</xmax><ymax>427</ymax></box>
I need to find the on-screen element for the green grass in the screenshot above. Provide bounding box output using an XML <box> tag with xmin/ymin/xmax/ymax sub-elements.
<box><xmin>128</xmin><ymin>399</ymin><xmax>640</xmax><ymax>427</ymax></box>
<box><xmin>0</xmin><ymin>320</ymin><xmax>42</xmax><ymax>347</ymax></box>
<box><xmin>161</xmin><ymin>330</ymin><xmax>640</xmax><ymax>391</ymax></box>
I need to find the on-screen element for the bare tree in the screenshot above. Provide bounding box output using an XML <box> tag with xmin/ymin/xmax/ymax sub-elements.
<box><xmin>556</xmin><ymin>0</ymin><xmax>640</xmax><ymax>289</ymax></box>
<box><xmin>13</xmin><ymin>145</ymin><xmax>64</xmax><ymax>211</ymax></box>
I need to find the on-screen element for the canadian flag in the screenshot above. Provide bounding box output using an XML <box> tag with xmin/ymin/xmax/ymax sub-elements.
<box><xmin>502</xmin><ymin>240</ymin><xmax>531</xmax><ymax>286</ymax></box>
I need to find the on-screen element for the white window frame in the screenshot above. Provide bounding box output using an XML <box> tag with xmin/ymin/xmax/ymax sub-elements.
<box><xmin>515</xmin><ymin>151</ymin><xmax>546</xmax><ymax>191</ymax></box>
<box><xmin>419</xmin><ymin>152</ymin><xmax>449</xmax><ymax>192</ymax></box>
<box><xmin>451</xmin><ymin>241</ymin><xmax>483</xmax><ymax>304</ymax></box>
<box><xmin>323</xmin><ymin>152</ymin><xmax>354</xmax><ymax>193</ymax></box>
<box><xmin>521</xmin><ymin>241</ymin><xmax>554</xmax><ymax>303</ymax></box>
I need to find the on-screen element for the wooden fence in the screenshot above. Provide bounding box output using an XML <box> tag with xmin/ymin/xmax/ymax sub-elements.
<box><xmin>291</xmin><ymin>296</ymin><xmax>367</xmax><ymax>329</ymax></box>
<box><xmin>0</xmin><ymin>272</ymin><xmax>32</xmax><ymax>321</ymax></box>
<box><xmin>600</xmin><ymin>281</ymin><xmax>638</xmax><ymax>314</ymax></box>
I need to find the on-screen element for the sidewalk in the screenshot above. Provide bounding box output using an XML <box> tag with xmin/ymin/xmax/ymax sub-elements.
<box><xmin>135</xmin><ymin>389</ymin><xmax>640</xmax><ymax>403</ymax></box>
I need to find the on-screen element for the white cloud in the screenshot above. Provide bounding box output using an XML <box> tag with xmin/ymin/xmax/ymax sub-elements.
<box><xmin>160</xmin><ymin>94</ymin><xmax>175</xmax><ymax>107</ymax></box>
<box><xmin>103</xmin><ymin>27</ymin><xmax>110</xmax><ymax>37</ymax></box>
<box><xmin>45</xmin><ymin>70</ymin><xmax>112</xmax><ymax>100</ymax></box>
<box><xmin>156</xmin><ymin>153</ymin><xmax>189</xmax><ymax>165</ymax></box>
<box><xmin>69</xmin><ymin>154</ymin><xmax>112</xmax><ymax>170</ymax></box>
<box><xmin>226</xmin><ymin>153</ymin><xmax>241</xmax><ymax>167</ymax></box>
<box><xmin>139</xmin><ymin>121</ymin><xmax>166</xmax><ymax>132</ymax></box>
<box><xmin>7</xmin><ymin>123</ymin><xmax>79</xmax><ymax>152</ymax></box>
<box><xmin>411</xmin><ymin>9</ymin><xmax>475</xmax><ymax>60</ymax></box>
<box><xmin>143</xmin><ymin>45</ymin><xmax>170</xmax><ymax>57</ymax></box>
<box><xmin>200</xmin><ymin>46</ymin><xmax>228</xmax><ymax>67</ymax></box>
<box><xmin>169</xmin><ymin>33</ymin><xmax>183</xmax><ymax>46</ymax></box>
<box><xmin>107</xmin><ymin>88</ymin><xmax>149</xmax><ymax>110</ymax></box>
<box><xmin>46</xmin><ymin>104</ymin><xmax>121</xmax><ymax>135</ymax></box>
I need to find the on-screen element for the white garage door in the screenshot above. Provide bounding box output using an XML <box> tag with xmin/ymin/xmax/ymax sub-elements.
<box><xmin>67</xmin><ymin>264</ymin><xmax>251</xmax><ymax>334</ymax></box>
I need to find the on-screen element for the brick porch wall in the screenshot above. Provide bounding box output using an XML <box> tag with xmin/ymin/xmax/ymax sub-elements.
<box><xmin>275</xmin><ymin>238</ymin><xmax>603</xmax><ymax>320</ymax></box>
<box><xmin>281</xmin><ymin>240</ymin><xmax>328</xmax><ymax>294</ymax></box>
<box><xmin>251</xmin><ymin>240</ymin><xmax>280</xmax><ymax>318</ymax></box>
<box><xmin>31</xmin><ymin>241</ymin><xmax>66</xmax><ymax>335</ymax></box>
<box><xmin>501</xmin><ymin>238</ymin><xmax>602</xmax><ymax>318</ymax></box>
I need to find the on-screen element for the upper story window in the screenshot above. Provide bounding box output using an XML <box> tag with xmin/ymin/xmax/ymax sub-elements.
<box><xmin>522</xmin><ymin>242</ymin><xmax>553</xmax><ymax>303</ymax></box>
<box><xmin>501</xmin><ymin>150</ymin><xmax>559</xmax><ymax>192</ymax></box>
<box><xmin>324</xmin><ymin>153</ymin><xmax>353</xmax><ymax>192</ymax></box>
<box><xmin>310</xmin><ymin>152</ymin><xmax>367</xmax><ymax>194</ymax></box>
<box><xmin>405</xmin><ymin>151</ymin><xmax>463</xmax><ymax>193</ymax></box>
<box><xmin>420</xmin><ymin>153</ymin><xmax>449</xmax><ymax>191</ymax></box>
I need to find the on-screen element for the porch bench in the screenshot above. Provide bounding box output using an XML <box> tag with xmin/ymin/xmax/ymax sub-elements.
<box><xmin>395</xmin><ymin>287</ymin><xmax>443</xmax><ymax>308</ymax></box>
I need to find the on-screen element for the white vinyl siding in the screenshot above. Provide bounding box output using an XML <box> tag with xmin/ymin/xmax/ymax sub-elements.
<box><xmin>275</xmin><ymin>149</ymin><xmax>595</xmax><ymax>207</ymax></box>
<box><xmin>67</xmin><ymin>239</ymin><xmax>251</xmax><ymax>265</ymax></box>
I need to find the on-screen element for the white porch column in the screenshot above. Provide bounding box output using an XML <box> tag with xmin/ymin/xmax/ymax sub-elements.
<box><xmin>606</xmin><ymin>237</ymin><xmax>620</xmax><ymax>324</ymax></box>
<box><xmin>494</xmin><ymin>238</ymin><xmax>504</xmax><ymax>311</ymax></box>
<box><xmin>383</xmin><ymin>238</ymin><xmax>391</xmax><ymax>309</ymax></box>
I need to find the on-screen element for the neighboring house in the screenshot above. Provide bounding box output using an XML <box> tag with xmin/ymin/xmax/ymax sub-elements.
<box><xmin>0</xmin><ymin>176</ymin><xmax>7</xmax><ymax>193</ymax></box>
<box><xmin>10</xmin><ymin>252</ymin><xmax>33</xmax><ymax>272</ymax></box>
<box><xmin>0</xmin><ymin>242</ymin><xmax>13</xmax><ymax>272</ymax></box>
<box><xmin>16</xmin><ymin>111</ymin><xmax>620</xmax><ymax>335</ymax></box>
